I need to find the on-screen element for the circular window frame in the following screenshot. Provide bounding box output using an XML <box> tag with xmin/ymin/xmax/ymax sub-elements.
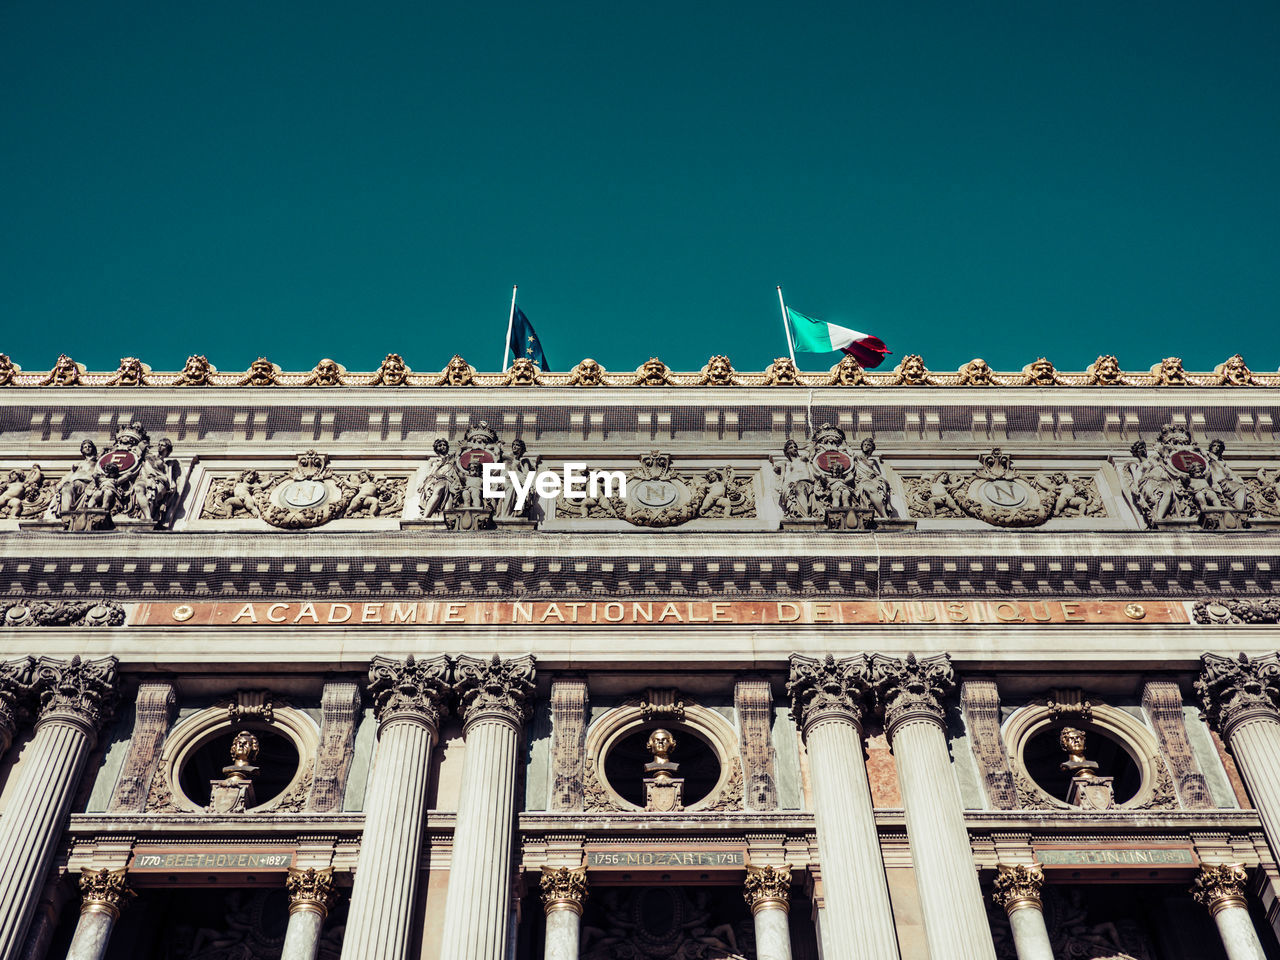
<box><xmin>157</xmin><ymin>705</ymin><xmax>320</xmax><ymax>813</ymax></box>
<box><xmin>1002</xmin><ymin>700</ymin><xmax>1169</xmax><ymax>810</ymax></box>
<box><xmin>584</xmin><ymin>701</ymin><xmax>740</xmax><ymax>813</ymax></box>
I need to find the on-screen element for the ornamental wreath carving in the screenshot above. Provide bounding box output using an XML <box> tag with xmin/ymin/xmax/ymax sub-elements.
<box><xmin>1118</xmin><ymin>425</ymin><xmax>1256</xmax><ymax>530</ymax></box>
<box><xmin>771</xmin><ymin>425</ymin><xmax>898</xmax><ymax>529</ymax></box>
<box><xmin>568</xmin><ymin>452</ymin><xmax>755</xmax><ymax>527</ymax></box>
<box><xmin>416</xmin><ymin>421</ymin><xmax>540</xmax><ymax>530</ymax></box>
<box><xmin>46</xmin><ymin>423</ymin><xmax>181</xmax><ymax>530</ymax></box>
<box><xmin>202</xmin><ymin>451</ymin><xmax>408</xmax><ymax>529</ymax></box>
<box><xmin>904</xmin><ymin>448</ymin><xmax>1103</xmax><ymax>527</ymax></box>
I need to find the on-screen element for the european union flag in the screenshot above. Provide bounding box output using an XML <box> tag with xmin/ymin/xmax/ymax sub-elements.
<box><xmin>508</xmin><ymin>305</ymin><xmax>552</xmax><ymax>371</ymax></box>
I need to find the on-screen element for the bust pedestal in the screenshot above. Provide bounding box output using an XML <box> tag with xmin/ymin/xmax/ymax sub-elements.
<box><xmin>644</xmin><ymin>776</ymin><xmax>684</xmax><ymax>812</ymax></box>
<box><xmin>1066</xmin><ymin>774</ymin><xmax>1115</xmax><ymax>810</ymax></box>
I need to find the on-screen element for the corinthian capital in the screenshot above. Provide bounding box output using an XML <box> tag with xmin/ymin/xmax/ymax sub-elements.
<box><xmin>1191</xmin><ymin>863</ymin><xmax>1249</xmax><ymax>917</ymax></box>
<box><xmin>1197</xmin><ymin>653</ymin><xmax>1280</xmax><ymax>736</ymax></box>
<box><xmin>743</xmin><ymin>863</ymin><xmax>792</xmax><ymax>915</ymax></box>
<box><xmin>539</xmin><ymin>865</ymin><xmax>588</xmax><ymax>916</ymax></box>
<box><xmin>0</xmin><ymin>657</ymin><xmax>34</xmax><ymax>753</ymax></box>
<box><xmin>870</xmin><ymin>652</ymin><xmax>954</xmax><ymax>735</ymax></box>
<box><xmin>368</xmin><ymin>654</ymin><xmax>451</xmax><ymax>730</ymax></box>
<box><xmin>991</xmin><ymin>863</ymin><xmax>1044</xmax><ymax>914</ymax></box>
<box><xmin>786</xmin><ymin>654</ymin><xmax>873</xmax><ymax>732</ymax></box>
<box><xmin>79</xmin><ymin>868</ymin><xmax>135</xmax><ymax>919</ymax></box>
<box><xmin>33</xmin><ymin>656</ymin><xmax>118</xmax><ymax>736</ymax></box>
<box><xmin>454</xmin><ymin>654</ymin><xmax>536</xmax><ymax>728</ymax></box>
<box><xmin>286</xmin><ymin>867</ymin><xmax>338</xmax><ymax>917</ymax></box>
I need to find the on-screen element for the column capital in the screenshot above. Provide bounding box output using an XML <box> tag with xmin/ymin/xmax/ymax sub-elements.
<box><xmin>991</xmin><ymin>863</ymin><xmax>1044</xmax><ymax>915</ymax></box>
<box><xmin>79</xmin><ymin>868</ymin><xmax>135</xmax><ymax>920</ymax></box>
<box><xmin>33</xmin><ymin>656</ymin><xmax>118</xmax><ymax>738</ymax></box>
<box><xmin>368</xmin><ymin>654</ymin><xmax>450</xmax><ymax>731</ymax></box>
<box><xmin>743</xmin><ymin>863</ymin><xmax>792</xmax><ymax>915</ymax></box>
<box><xmin>1197</xmin><ymin>653</ymin><xmax>1280</xmax><ymax>737</ymax></box>
<box><xmin>870</xmin><ymin>652</ymin><xmax>955</xmax><ymax>737</ymax></box>
<box><xmin>454</xmin><ymin>654</ymin><xmax>536</xmax><ymax>730</ymax></box>
<box><xmin>0</xmin><ymin>657</ymin><xmax>34</xmax><ymax>753</ymax></box>
<box><xmin>539</xmin><ymin>865</ymin><xmax>588</xmax><ymax>916</ymax></box>
<box><xmin>1191</xmin><ymin>863</ymin><xmax>1249</xmax><ymax>917</ymax></box>
<box><xmin>286</xmin><ymin>866</ymin><xmax>338</xmax><ymax>917</ymax></box>
<box><xmin>786</xmin><ymin>654</ymin><xmax>873</xmax><ymax>733</ymax></box>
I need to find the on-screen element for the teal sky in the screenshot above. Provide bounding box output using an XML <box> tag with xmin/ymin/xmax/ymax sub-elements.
<box><xmin>3</xmin><ymin>2</ymin><xmax>1278</xmax><ymax>375</ymax></box>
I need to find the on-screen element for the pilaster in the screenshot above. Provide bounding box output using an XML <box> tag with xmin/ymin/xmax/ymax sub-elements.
<box><xmin>308</xmin><ymin>681</ymin><xmax>363</xmax><ymax>813</ymax></box>
<box><xmin>959</xmin><ymin>680</ymin><xmax>1017</xmax><ymax>810</ymax></box>
<box><xmin>549</xmin><ymin>677</ymin><xmax>588</xmax><ymax>812</ymax></box>
<box><xmin>735</xmin><ymin>678</ymin><xmax>779</xmax><ymax>811</ymax></box>
<box><xmin>108</xmin><ymin>681</ymin><xmax>176</xmax><ymax>813</ymax></box>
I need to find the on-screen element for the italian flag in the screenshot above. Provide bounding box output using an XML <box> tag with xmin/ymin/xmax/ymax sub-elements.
<box><xmin>786</xmin><ymin>306</ymin><xmax>891</xmax><ymax>368</ymax></box>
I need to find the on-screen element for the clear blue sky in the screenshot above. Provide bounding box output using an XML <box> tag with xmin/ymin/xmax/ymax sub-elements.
<box><xmin>3</xmin><ymin>2</ymin><xmax>1278</xmax><ymax>374</ymax></box>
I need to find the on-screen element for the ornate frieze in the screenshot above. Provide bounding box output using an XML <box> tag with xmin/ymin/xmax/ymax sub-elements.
<box><xmin>367</xmin><ymin>654</ymin><xmax>451</xmax><ymax>729</ymax></box>
<box><xmin>990</xmin><ymin>864</ymin><xmax>1044</xmax><ymax>914</ymax></box>
<box><xmin>308</xmin><ymin>681</ymin><xmax>363</xmax><ymax>813</ymax></box>
<box><xmin>568</xmin><ymin>451</ymin><xmax>755</xmax><ymax>527</ymax></box>
<box><xmin>237</xmin><ymin>357</ymin><xmax>282</xmax><ymax>386</ymax></box>
<box><xmin>539</xmin><ymin>865</ymin><xmax>588</xmax><ymax>915</ymax></box>
<box><xmin>550</xmin><ymin>678</ymin><xmax>589</xmax><ymax>812</ymax></box>
<box><xmin>761</xmin><ymin>357</ymin><xmax>802</xmax><ymax>385</ymax></box>
<box><xmin>1119</xmin><ymin>425</ymin><xmax>1258</xmax><ymax>530</ymax></box>
<box><xmin>905</xmin><ymin>448</ymin><xmax>1104</xmax><ymax>527</ymax></box>
<box><xmin>47</xmin><ymin>423</ymin><xmax>180</xmax><ymax>530</ymax></box>
<box><xmin>32</xmin><ymin>655</ymin><xmax>119</xmax><ymax>734</ymax></box>
<box><xmin>869</xmin><ymin>652</ymin><xmax>954</xmax><ymax>736</ymax></box>
<box><xmin>1190</xmin><ymin>863</ymin><xmax>1249</xmax><ymax>916</ymax></box>
<box><xmin>202</xmin><ymin>451</ymin><xmax>408</xmax><ymax>528</ymax></box>
<box><xmin>742</xmin><ymin>863</ymin><xmax>791</xmax><ymax>914</ymax></box>
<box><xmin>370</xmin><ymin>352</ymin><xmax>410</xmax><ymax>385</ymax></box>
<box><xmin>108</xmin><ymin>682</ymin><xmax>177</xmax><ymax>813</ymax></box>
<box><xmin>1194</xmin><ymin>599</ymin><xmax>1280</xmax><ymax>625</ymax></box>
<box><xmin>0</xmin><ymin>600</ymin><xmax>125</xmax><ymax>627</ymax></box>
<box><xmin>1141</xmin><ymin>681</ymin><xmax>1214</xmax><ymax>809</ymax></box>
<box><xmin>0</xmin><ymin>464</ymin><xmax>55</xmax><ymax>519</ymax></box>
<box><xmin>434</xmin><ymin>354</ymin><xmax>477</xmax><ymax>386</ymax></box>
<box><xmin>302</xmin><ymin>359</ymin><xmax>346</xmax><ymax>386</ymax></box>
<box><xmin>959</xmin><ymin>680</ymin><xmax>1017</xmax><ymax>810</ymax></box>
<box><xmin>1196</xmin><ymin>652</ymin><xmax>1280</xmax><ymax>735</ymax></box>
<box><xmin>697</xmin><ymin>354</ymin><xmax>742</xmax><ymax>386</ymax></box>
<box><xmin>501</xmin><ymin>357</ymin><xmax>543</xmax><ymax>386</ymax></box>
<box><xmin>892</xmin><ymin>354</ymin><xmax>937</xmax><ymax>385</ymax></box>
<box><xmin>79</xmin><ymin>868</ymin><xmax>135</xmax><ymax>918</ymax></box>
<box><xmin>734</xmin><ymin>679</ymin><xmax>778</xmax><ymax>811</ymax></box>
<box><xmin>286</xmin><ymin>867</ymin><xmax>338</xmax><ymax>917</ymax></box>
<box><xmin>632</xmin><ymin>357</ymin><xmax>675</xmax><ymax>386</ymax></box>
<box><xmin>772</xmin><ymin>425</ymin><xmax>899</xmax><ymax>529</ymax></box>
<box><xmin>787</xmin><ymin>653</ymin><xmax>874</xmax><ymax>732</ymax></box>
<box><xmin>453</xmin><ymin>654</ymin><xmax>536</xmax><ymax>727</ymax></box>
<box><xmin>567</xmin><ymin>358</ymin><xmax>605</xmax><ymax>385</ymax></box>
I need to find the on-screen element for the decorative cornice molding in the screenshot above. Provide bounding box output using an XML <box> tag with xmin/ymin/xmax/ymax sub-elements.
<box><xmin>367</xmin><ymin>654</ymin><xmax>450</xmax><ymax>731</ymax></box>
<box><xmin>285</xmin><ymin>867</ymin><xmax>338</xmax><ymax>917</ymax></box>
<box><xmin>1194</xmin><ymin>599</ymin><xmax>1280</xmax><ymax>625</ymax></box>
<box><xmin>1196</xmin><ymin>652</ymin><xmax>1280</xmax><ymax>736</ymax></box>
<box><xmin>991</xmin><ymin>863</ymin><xmax>1044</xmax><ymax>914</ymax></box>
<box><xmin>870</xmin><ymin>652</ymin><xmax>955</xmax><ymax>736</ymax></box>
<box><xmin>539</xmin><ymin>865</ymin><xmax>588</xmax><ymax>915</ymax></box>
<box><xmin>743</xmin><ymin>863</ymin><xmax>792</xmax><ymax>915</ymax></box>
<box><xmin>79</xmin><ymin>868</ymin><xmax>135</xmax><ymax>919</ymax></box>
<box><xmin>1190</xmin><ymin>863</ymin><xmax>1249</xmax><ymax>917</ymax></box>
<box><xmin>453</xmin><ymin>654</ymin><xmax>536</xmax><ymax>729</ymax></box>
<box><xmin>787</xmin><ymin>654</ymin><xmax>873</xmax><ymax>733</ymax></box>
<box><xmin>32</xmin><ymin>655</ymin><xmax>118</xmax><ymax>736</ymax></box>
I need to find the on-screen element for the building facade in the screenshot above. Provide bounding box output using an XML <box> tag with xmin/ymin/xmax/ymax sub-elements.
<box><xmin>1</xmin><ymin>349</ymin><xmax>1280</xmax><ymax>960</ymax></box>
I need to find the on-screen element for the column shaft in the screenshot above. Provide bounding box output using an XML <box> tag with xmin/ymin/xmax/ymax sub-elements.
<box><xmin>281</xmin><ymin>909</ymin><xmax>326</xmax><ymax>960</ymax></box>
<box><xmin>1005</xmin><ymin>905</ymin><xmax>1054</xmax><ymax>960</ymax></box>
<box><xmin>752</xmin><ymin>905</ymin><xmax>793</xmax><ymax>960</ymax></box>
<box><xmin>439</xmin><ymin>715</ymin><xmax>522</xmax><ymax>960</ymax></box>
<box><xmin>64</xmin><ymin>910</ymin><xmax>115</xmax><ymax>960</ymax></box>
<box><xmin>804</xmin><ymin>715</ymin><xmax>900</xmax><ymax>960</ymax></box>
<box><xmin>543</xmin><ymin>910</ymin><xmax>581</xmax><ymax>960</ymax></box>
<box><xmin>1224</xmin><ymin>716</ymin><xmax>1280</xmax><ymax>857</ymax></box>
<box><xmin>1211</xmin><ymin>905</ymin><xmax>1268</xmax><ymax>960</ymax></box>
<box><xmin>891</xmin><ymin>716</ymin><xmax>995</xmax><ymax>960</ymax></box>
<box><xmin>340</xmin><ymin>717</ymin><xmax>436</xmax><ymax>960</ymax></box>
<box><xmin>0</xmin><ymin>721</ymin><xmax>93</xmax><ymax>960</ymax></box>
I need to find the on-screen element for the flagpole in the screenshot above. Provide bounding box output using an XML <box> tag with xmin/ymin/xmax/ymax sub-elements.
<box><xmin>777</xmin><ymin>285</ymin><xmax>796</xmax><ymax>365</ymax></box>
<box><xmin>501</xmin><ymin>284</ymin><xmax>517</xmax><ymax>371</ymax></box>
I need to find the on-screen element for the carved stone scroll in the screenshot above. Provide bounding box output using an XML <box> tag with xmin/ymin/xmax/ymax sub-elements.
<box><xmin>960</xmin><ymin>680</ymin><xmax>1017</xmax><ymax>810</ymax></box>
<box><xmin>108</xmin><ymin>681</ymin><xmax>177</xmax><ymax>813</ymax></box>
<box><xmin>1142</xmin><ymin>681</ymin><xmax>1213</xmax><ymax>809</ymax></box>
<box><xmin>307</xmin><ymin>681</ymin><xmax>363</xmax><ymax>813</ymax></box>
<box><xmin>550</xmin><ymin>677</ymin><xmax>588</xmax><ymax>812</ymax></box>
<box><xmin>735</xmin><ymin>678</ymin><xmax>778</xmax><ymax>811</ymax></box>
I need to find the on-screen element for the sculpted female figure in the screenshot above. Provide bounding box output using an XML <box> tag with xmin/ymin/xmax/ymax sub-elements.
<box><xmin>771</xmin><ymin>439</ymin><xmax>815</xmax><ymax>518</ymax></box>
<box><xmin>55</xmin><ymin>439</ymin><xmax>99</xmax><ymax>515</ymax></box>
<box><xmin>418</xmin><ymin>439</ymin><xmax>462</xmax><ymax>519</ymax></box>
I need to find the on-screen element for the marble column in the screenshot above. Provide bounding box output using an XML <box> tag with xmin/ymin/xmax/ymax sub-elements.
<box><xmin>743</xmin><ymin>864</ymin><xmax>793</xmax><ymax>960</ymax></box>
<box><xmin>1198</xmin><ymin>654</ymin><xmax>1280</xmax><ymax>861</ymax></box>
<box><xmin>1192</xmin><ymin>864</ymin><xmax>1268</xmax><ymax>960</ymax></box>
<box><xmin>991</xmin><ymin>864</ymin><xmax>1052</xmax><ymax>960</ymax></box>
<box><xmin>0</xmin><ymin>657</ymin><xmax>118</xmax><ymax>960</ymax></box>
<box><xmin>18</xmin><ymin>878</ymin><xmax>71</xmax><ymax>960</ymax></box>
<box><xmin>539</xmin><ymin>865</ymin><xmax>587</xmax><ymax>960</ymax></box>
<box><xmin>283</xmin><ymin>868</ymin><xmax>338</xmax><ymax>960</ymax></box>
<box><xmin>340</xmin><ymin>655</ymin><xmax>450</xmax><ymax>960</ymax></box>
<box><xmin>787</xmin><ymin>655</ymin><xmax>900</xmax><ymax>960</ymax></box>
<box><xmin>873</xmin><ymin>653</ymin><xmax>995</xmax><ymax>960</ymax></box>
<box><xmin>439</xmin><ymin>655</ymin><xmax>536</xmax><ymax>960</ymax></box>
<box><xmin>65</xmin><ymin>869</ymin><xmax>134</xmax><ymax>960</ymax></box>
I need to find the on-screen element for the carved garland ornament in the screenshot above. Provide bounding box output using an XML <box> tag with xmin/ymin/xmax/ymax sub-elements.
<box><xmin>0</xmin><ymin>600</ymin><xmax>125</xmax><ymax>627</ymax></box>
<box><xmin>569</xmin><ymin>451</ymin><xmax>755</xmax><ymax>527</ymax></box>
